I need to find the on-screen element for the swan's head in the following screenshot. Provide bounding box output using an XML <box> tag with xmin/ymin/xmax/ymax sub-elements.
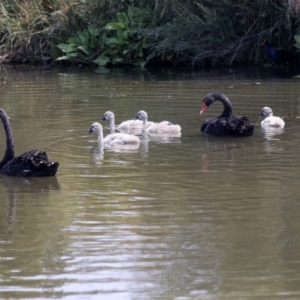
<box><xmin>102</xmin><ymin>111</ymin><xmax>115</xmax><ymax>121</ymax></box>
<box><xmin>260</xmin><ymin>107</ymin><xmax>273</xmax><ymax>118</ymax></box>
<box><xmin>89</xmin><ymin>122</ymin><xmax>102</xmax><ymax>134</ymax></box>
<box><xmin>135</xmin><ymin>110</ymin><xmax>148</xmax><ymax>121</ymax></box>
<box><xmin>200</xmin><ymin>92</ymin><xmax>230</xmax><ymax>114</ymax></box>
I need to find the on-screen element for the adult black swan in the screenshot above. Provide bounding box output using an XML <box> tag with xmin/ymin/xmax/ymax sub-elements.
<box><xmin>200</xmin><ymin>92</ymin><xmax>254</xmax><ymax>137</ymax></box>
<box><xmin>0</xmin><ymin>108</ymin><xmax>59</xmax><ymax>177</ymax></box>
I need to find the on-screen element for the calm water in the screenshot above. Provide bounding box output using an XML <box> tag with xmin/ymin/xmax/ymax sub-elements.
<box><xmin>1</xmin><ymin>66</ymin><xmax>300</xmax><ymax>299</ymax></box>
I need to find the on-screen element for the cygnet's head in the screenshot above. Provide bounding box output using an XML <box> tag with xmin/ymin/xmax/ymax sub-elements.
<box><xmin>89</xmin><ymin>122</ymin><xmax>102</xmax><ymax>134</ymax></box>
<box><xmin>102</xmin><ymin>111</ymin><xmax>115</xmax><ymax>121</ymax></box>
<box><xmin>135</xmin><ymin>110</ymin><xmax>148</xmax><ymax>121</ymax></box>
<box><xmin>260</xmin><ymin>107</ymin><xmax>273</xmax><ymax>118</ymax></box>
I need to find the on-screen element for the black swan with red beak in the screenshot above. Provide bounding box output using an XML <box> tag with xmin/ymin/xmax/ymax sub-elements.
<box><xmin>200</xmin><ymin>92</ymin><xmax>254</xmax><ymax>137</ymax></box>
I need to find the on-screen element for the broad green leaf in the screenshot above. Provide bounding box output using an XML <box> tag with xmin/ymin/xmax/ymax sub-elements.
<box><xmin>128</xmin><ymin>6</ymin><xmax>133</xmax><ymax>18</ymax></box>
<box><xmin>78</xmin><ymin>32</ymin><xmax>88</xmax><ymax>45</ymax></box>
<box><xmin>56</xmin><ymin>55</ymin><xmax>71</xmax><ymax>61</ymax></box>
<box><xmin>105</xmin><ymin>37</ymin><xmax>127</xmax><ymax>46</ymax></box>
<box><xmin>104</xmin><ymin>22</ymin><xmax>125</xmax><ymax>30</ymax></box>
<box><xmin>294</xmin><ymin>35</ymin><xmax>300</xmax><ymax>47</ymax></box>
<box><xmin>68</xmin><ymin>53</ymin><xmax>78</xmax><ymax>58</ymax></box>
<box><xmin>140</xmin><ymin>60</ymin><xmax>148</xmax><ymax>68</ymax></box>
<box><xmin>77</xmin><ymin>46</ymin><xmax>90</xmax><ymax>55</ymax></box>
<box><xmin>133</xmin><ymin>59</ymin><xmax>147</xmax><ymax>67</ymax></box>
<box><xmin>94</xmin><ymin>56</ymin><xmax>110</xmax><ymax>66</ymax></box>
<box><xmin>57</xmin><ymin>44</ymin><xmax>76</xmax><ymax>53</ymax></box>
<box><xmin>138</xmin><ymin>49</ymin><xmax>143</xmax><ymax>58</ymax></box>
<box><xmin>112</xmin><ymin>56</ymin><xmax>124</xmax><ymax>64</ymax></box>
<box><xmin>146</xmin><ymin>51</ymin><xmax>156</xmax><ymax>61</ymax></box>
<box><xmin>88</xmin><ymin>26</ymin><xmax>99</xmax><ymax>37</ymax></box>
<box><xmin>117</xmin><ymin>12</ymin><xmax>128</xmax><ymax>23</ymax></box>
<box><xmin>68</xmin><ymin>37</ymin><xmax>82</xmax><ymax>46</ymax></box>
<box><xmin>90</xmin><ymin>34</ymin><xmax>98</xmax><ymax>49</ymax></box>
<box><xmin>117</xmin><ymin>38</ymin><xmax>127</xmax><ymax>45</ymax></box>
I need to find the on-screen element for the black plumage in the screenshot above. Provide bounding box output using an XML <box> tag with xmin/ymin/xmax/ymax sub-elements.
<box><xmin>200</xmin><ymin>92</ymin><xmax>254</xmax><ymax>137</ymax></box>
<box><xmin>0</xmin><ymin>108</ymin><xmax>59</xmax><ymax>177</ymax></box>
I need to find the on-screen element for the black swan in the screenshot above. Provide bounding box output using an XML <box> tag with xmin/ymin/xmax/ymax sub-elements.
<box><xmin>0</xmin><ymin>108</ymin><xmax>59</xmax><ymax>177</ymax></box>
<box><xmin>200</xmin><ymin>92</ymin><xmax>254</xmax><ymax>137</ymax></box>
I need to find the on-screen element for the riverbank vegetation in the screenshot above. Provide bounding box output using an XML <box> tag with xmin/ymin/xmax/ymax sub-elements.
<box><xmin>0</xmin><ymin>0</ymin><xmax>300</xmax><ymax>67</ymax></box>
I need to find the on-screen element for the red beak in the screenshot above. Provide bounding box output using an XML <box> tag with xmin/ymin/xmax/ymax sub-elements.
<box><xmin>200</xmin><ymin>102</ymin><xmax>208</xmax><ymax>114</ymax></box>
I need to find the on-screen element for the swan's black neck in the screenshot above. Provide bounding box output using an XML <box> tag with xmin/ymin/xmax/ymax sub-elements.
<box><xmin>205</xmin><ymin>92</ymin><xmax>232</xmax><ymax>118</ymax></box>
<box><xmin>0</xmin><ymin>109</ymin><xmax>15</xmax><ymax>170</ymax></box>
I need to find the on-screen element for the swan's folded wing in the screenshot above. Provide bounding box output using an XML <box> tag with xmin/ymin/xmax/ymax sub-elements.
<box><xmin>201</xmin><ymin>117</ymin><xmax>229</xmax><ymax>136</ymax></box>
<box><xmin>147</xmin><ymin>121</ymin><xmax>181</xmax><ymax>134</ymax></box>
<box><xmin>118</xmin><ymin>119</ymin><xmax>143</xmax><ymax>131</ymax></box>
<box><xmin>1</xmin><ymin>150</ymin><xmax>59</xmax><ymax>177</ymax></box>
<box><xmin>104</xmin><ymin>133</ymin><xmax>140</xmax><ymax>145</ymax></box>
<box><xmin>227</xmin><ymin>116</ymin><xmax>255</xmax><ymax>136</ymax></box>
<box><xmin>201</xmin><ymin>116</ymin><xmax>254</xmax><ymax>137</ymax></box>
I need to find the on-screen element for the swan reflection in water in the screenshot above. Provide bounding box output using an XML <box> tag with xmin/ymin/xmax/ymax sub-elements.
<box><xmin>147</xmin><ymin>132</ymin><xmax>182</xmax><ymax>144</ymax></box>
<box><xmin>261</xmin><ymin>126</ymin><xmax>285</xmax><ymax>141</ymax></box>
<box><xmin>200</xmin><ymin>134</ymin><xmax>255</xmax><ymax>171</ymax></box>
<box><xmin>89</xmin><ymin>137</ymin><xmax>150</xmax><ymax>162</ymax></box>
<box><xmin>261</xmin><ymin>127</ymin><xmax>285</xmax><ymax>153</ymax></box>
<box><xmin>0</xmin><ymin>175</ymin><xmax>60</xmax><ymax>226</ymax></box>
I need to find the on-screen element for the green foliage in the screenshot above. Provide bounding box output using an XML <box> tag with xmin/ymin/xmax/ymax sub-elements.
<box><xmin>149</xmin><ymin>0</ymin><xmax>298</xmax><ymax>66</ymax></box>
<box><xmin>294</xmin><ymin>35</ymin><xmax>300</xmax><ymax>50</ymax></box>
<box><xmin>0</xmin><ymin>0</ymin><xmax>300</xmax><ymax>66</ymax></box>
<box><xmin>57</xmin><ymin>6</ymin><xmax>156</xmax><ymax>67</ymax></box>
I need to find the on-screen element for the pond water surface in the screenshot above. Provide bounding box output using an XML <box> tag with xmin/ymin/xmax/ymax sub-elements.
<box><xmin>0</xmin><ymin>66</ymin><xmax>300</xmax><ymax>299</ymax></box>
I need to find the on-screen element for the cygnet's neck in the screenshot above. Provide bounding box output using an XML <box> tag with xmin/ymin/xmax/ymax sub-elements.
<box><xmin>96</xmin><ymin>127</ymin><xmax>104</xmax><ymax>144</ymax></box>
<box><xmin>109</xmin><ymin>116</ymin><xmax>115</xmax><ymax>134</ymax></box>
<box><xmin>142</xmin><ymin>116</ymin><xmax>148</xmax><ymax>133</ymax></box>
